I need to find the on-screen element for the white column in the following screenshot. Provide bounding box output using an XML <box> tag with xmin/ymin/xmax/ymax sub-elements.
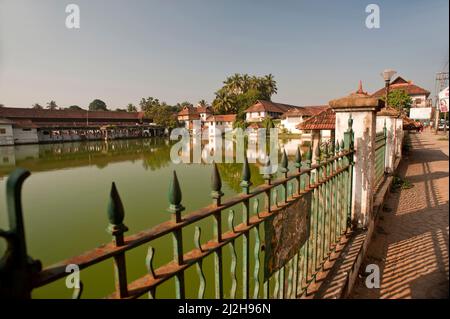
<box><xmin>330</xmin><ymin>94</ymin><xmax>383</xmax><ymax>228</ymax></box>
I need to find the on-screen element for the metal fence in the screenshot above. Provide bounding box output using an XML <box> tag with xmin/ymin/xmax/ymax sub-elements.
<box><xmin>375</xmin><ymin>123</ymin><xmax>387</xmax><ymax>188</ymax></box>
<box><xmin>0</xmin><ymin>122</ymin><xmax>355</xmax><ymax>299</ymax></box>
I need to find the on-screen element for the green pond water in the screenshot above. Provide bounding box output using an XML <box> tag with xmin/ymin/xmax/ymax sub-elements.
<box><xmin>0</xmin><ymin>137</ymin><xmax>308</xmax><ymax>298</ymax></box>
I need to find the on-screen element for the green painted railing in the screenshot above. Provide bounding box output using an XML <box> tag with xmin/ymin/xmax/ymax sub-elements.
<box><xmin>0</xmin><ymin>122</ymin><xmax>355</xmax><ymax>299</ymax></box>
<box><xmin>375</xmin><ymin>122</ymin><xmax>387</xmax><ymax>188</ymax></box>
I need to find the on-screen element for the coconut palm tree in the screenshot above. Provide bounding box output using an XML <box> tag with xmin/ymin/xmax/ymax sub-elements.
<box><xmin>264</xmin><ymin>74</ymin><xmax>277</xmax><ymax>97</ymax></box>
<box><xmin>197</xmin><ymin>99</ymin><xmax>208</xmax><ymax>108</ymax></box>
<box><xmin>46</xmin><ymin>100</ymin><xmax>58</xmax><ymax>110</ymax></box>
<box><xmin>213</xmin><ymin>91</ymin><xmax>236</xmax><ymax>114</ymax></box>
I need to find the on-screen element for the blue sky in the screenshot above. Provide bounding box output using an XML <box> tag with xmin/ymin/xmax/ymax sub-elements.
<box><xmin>0</xmin><ymin>0</ymin><xmax>448</xmax><ymax>109</ymax></box>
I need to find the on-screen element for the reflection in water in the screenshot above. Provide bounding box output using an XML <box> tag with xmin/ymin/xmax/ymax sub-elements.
<box><xmin>0</xmin><ymin>138</ymin><xmax>174</xmax><ymax>178</ymax></box>
<box><xmin>0</xmin><ymin>136</ymin><xmax>310</xmax><ymax>188</ymax></box>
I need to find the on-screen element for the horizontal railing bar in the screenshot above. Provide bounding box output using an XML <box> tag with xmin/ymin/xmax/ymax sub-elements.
<box><xmin>106</xmin><ymin>207</ymin><xmax>281</xmax><ymax>299</ymax></box>
<box><xmin>375</xmin><ymin>144</ymin><xmax>385</xmax><ymax>151</ymax></box>
<box><xmin>32</xmin><ymin>152</ymin><xmax>353</xmax><ymax>288</ymax></box>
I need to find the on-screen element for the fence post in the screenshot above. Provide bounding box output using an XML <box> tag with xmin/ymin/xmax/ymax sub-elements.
<box><xmin>0</xmin><ymin>168</ymin><xmax>42</xmax><ymax>299</ymax></box>
<box><xmin>330</xmin><ymin>86</ymin><xmax>383</xmax><ymax>229</ymax></box>
<box><xmin>376</xmin><ymin>107</ymin><xmax>400</xmax><ymax>173</ymax></box>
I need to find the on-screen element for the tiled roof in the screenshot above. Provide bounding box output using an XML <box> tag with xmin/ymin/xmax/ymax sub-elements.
<box><xmin>377</xmin><ymin>107</ymin><xmax>400</xmax><ymax>117</ymax></box>
<box><xmin>0</xmin><ymin>107</ymin><xmax>147</xmax><ymax>120</ymax></box>
<box><xmin>247</xmin><ymin>122</ymin><xmax>263</xmax><ymax>129</ymax></box>
<box><xmin>281</xmin><ymin>105</ymin><xmax>328</xmax><ymax>118</ymax></box>
<box><xmin>177</xmin><ymin>106</ymin><xmax>199</xmax><ymax>116</ymax></box>
<box><xmin>196</xmin><ymin>106</ymin><xmax>211</xmax><ymax>114</ymax></box>
<box><xmin>0</xmin><ymin>118</ymin><xmax>14</xmax><ymax>125</ymax></box>
<box><xmin>205</xmin><ymin>114</ymin><xmax>237</xmax><ymax>122</ymax></box>
<box><xmin>371</xmin><ymin>76</ymin><xmax>430</xmax><ymax>98</ymax></box>
<box><xmin>245</xmin><ymin>100</ymin><xmax>301</xmax><ymax>114</ymax></box>
<box><xmin>402</xmin><ymin>114</ymin><xmax>422</xmax><ymax>130</ymax></box>
<box><xmin>297</xmin><ymin>108</ymin><xmax>335</xmax><ymax>130</ymax></box>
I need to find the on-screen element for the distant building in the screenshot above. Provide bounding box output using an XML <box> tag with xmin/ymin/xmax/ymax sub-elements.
<box><xmin>371</xmin><ymin>76</ymin><xmax>431</xmax><ymax>108</ymax></box>
<box><xmin>205</xmin><ymin>114</ymin><xmax>237</xmax><ymax>136</ymax></box>
<box><xmin>0</xmin><ymin>107</ymin><xmax>158</xmax><ymax>145</ymax></box>
<box><xmin>0</xmin><ymin>118</ymin><xmax>14</xmax><ymax>146</ymax></box>
<box><xmin>280</xmin><ymin>105</ymin><xmax>328</xmax><ymax>134</ymax></box>
<box><xmin>297</xmin><ymin>107</ymin><xmax>336</xmax><ymax>145</ymax></box>
<box><xmin>244</xmin><ymin>100</ymin><xmax>299</xmax><ymax>122</ymax></box>
<box><xmin>177</xmin><ymin>104</ymin><xmax>212</xmax><ymax>134</ymax></box>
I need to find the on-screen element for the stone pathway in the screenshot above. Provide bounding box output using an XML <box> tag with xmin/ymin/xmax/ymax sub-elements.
<box><xmin>350</xmin><ymin>131</ymin><xmax>449</xmax><ymax>299</ymax></box>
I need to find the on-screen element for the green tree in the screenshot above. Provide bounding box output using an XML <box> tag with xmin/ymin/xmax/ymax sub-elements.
<box><xmin>32</xmin><ymin>103</ymin><xmax>43</xmax><ymax>109</ymax></box>
<box><xmin>148</xmin><ymin>104</ymin><xmax>179</xmax><ymax>129</ymax></box>
<box><xmin>212</xmin><ymin>73</ymin><xmax>277</xmax><ymax>115</ymax></box>
<box><xmin>234</xmin><ymin>89</ymin><xmax>267</xmax><ymax>120</ymax></box>
<box><xmin>139</xmin><ymin>97</ymin><xmax>160</xmax><ymax>113</ymax></box>
<box><xmin>384</xmin><ymin>90</ymin><xmax>413</xmax><ymax>114</ymax></box>
<box><xmin>212</xmin><ymin>91</ymin><xmax>236</xmax><ymax>114</ymax></box>
<box><xmin>46</xmin><ymin>100</ymin><xmax>58</xmax><ymax>110</ymax></box>
<box><xmin>68</xmin><ymin>105</ymin><xmax>83</xmax><ymax>110</ymax></box>
<box><xmin>88</xmin><ymin>99</ymin><xmax>108</xmax><ymax>111</ymax></box>
<box><xmin>197</xmin><ymin>99</ymin><xmax>208</xmax><ymax>108</ymax></box>
<box><xmin>127</xmin><ymin>103</ymin><xmax>138</xmax><ymax>112</ymax></box>
<box><xmin>261</xmin><ymin>116</ymin><xmax>275</xmax><ymax>129</ymax></box>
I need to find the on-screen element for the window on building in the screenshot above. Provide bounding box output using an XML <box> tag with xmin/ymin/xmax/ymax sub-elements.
<box><xmin>415</xmin><ymin>98</ymin><xmax>422</xmax><ymax>105</ymax></box>
<box><xmin>0</xmin><ymin>128</ymin><xmax>6</xmax><ymax>134</ymax></box>
<box><xmin>22</xmin><ymin>128</ymin><xmax>32</xmax><ymax>131</ymax></box>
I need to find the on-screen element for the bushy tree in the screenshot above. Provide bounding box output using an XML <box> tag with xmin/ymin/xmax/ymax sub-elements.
<box><xmin>127</xmin><ymin>103</ymin><xmax>137</xmax><ymax>112</ymax></box>
<box><xmin>139</xmin><ymin>97</ymin><xmax>160</xmax><ymax>113</ymax></box>
<box><xmin>384</xmin><ymin>90</ymin><xmax>413</xmax><ymax>114</ymax></box>
<box><xmin>88</xmin><ymin>99</ymin><xmax>108</xmax><ymax>111</ymax></box>
<box><xmin>68</xmin><ymin>105</ymin><xmax>83</xmax><ymax>110</ymax></box>
<box><xmin>32</xmin><ymin>103</ymin><xmax>43</xmax><ymax>109</ymax></box>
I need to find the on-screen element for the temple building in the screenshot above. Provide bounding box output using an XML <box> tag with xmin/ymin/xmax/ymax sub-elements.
<box><xmin>0</xmin><ymin>107</ymin><xmax>162</xmax><ymax>145</ymax></box>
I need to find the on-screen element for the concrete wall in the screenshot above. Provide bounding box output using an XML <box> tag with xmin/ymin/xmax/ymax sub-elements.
<box><xmin>0</xmin><ymin>123</ymin><xmax>14</xmax><ymax>146</ymax></box>
<box><xmin>12</xmin><ymin>127</ymin><xmax>39</xmax><ymax>144</ymax></box>
<box><xmin>280</xmin><ymin>116</ymin><xmax>304</xmax><ymax>134</ymax></box>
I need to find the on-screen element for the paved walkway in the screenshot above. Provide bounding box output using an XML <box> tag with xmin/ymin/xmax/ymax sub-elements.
<box><xmin>350</xmin><ymin>131</ymin><xmax>449</xmax><ymax>299</ymax></box>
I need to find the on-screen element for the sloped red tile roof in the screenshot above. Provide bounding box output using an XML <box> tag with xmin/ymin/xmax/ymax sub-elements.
<box><xmin>371</xmin><ymin>76</ymin><xmax>430</xmax><ymax>98</ymax></box>
<box><xmin>0</xmin><ymin>107</ymin><xmax>147</xmax><ymax>120</ymax></box>
<box><xmin>177</xmin><ymin>106</ymin><xmax>198</xmax><ymax>116</ymax></box>
<box><xmin>297</xmin><ymin>107</ymin><xmax>335</xmax><ymax>130</ymax></box>
<box><xmin>205</xmin><ymin>114</ymin><xmax>237</xmax><ymax>122</ymax></box>
<box><xmin>281</xmin><ymin>105</ymin><xmax>328</xmax><ymax>118</ymax></box>
<box><xmin>402</xmin><ymin>114</ymin><xmax>422</xmax><ymax>130</ymax></box>
<box><xmin>196</xmin><ymin>106</ymin><xmax>212</xmax><ymax>114</ymax></box>
<box><xmin>377</xmin><ymin>107</ymin><xmax>400</xmax><ymax>117</ymax></box>
<box><xmin>245</xmin><ymin>100</ymin><xmax>301</xmax><ymax>114</ymax></box>
<box><xmin>247</xmin><ymin>122</ymin><xmax>263</xmax><ymax>129</ymax></box>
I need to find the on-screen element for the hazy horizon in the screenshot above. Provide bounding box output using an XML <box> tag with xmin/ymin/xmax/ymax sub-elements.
<box><xmin>0</xmin><ymin>0</ymin><xmax>448</xmax><ymax>110</ymax></box>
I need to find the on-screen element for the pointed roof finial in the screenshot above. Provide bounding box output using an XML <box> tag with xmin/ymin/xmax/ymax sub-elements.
<box><xmin>356</xmin><ymin>80</ymin><xmax>367</xmax><ymax>95</ymax></box>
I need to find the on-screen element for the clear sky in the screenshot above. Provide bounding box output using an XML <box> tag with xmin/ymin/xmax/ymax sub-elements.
<box><xmin>0</xmin><ymin>0</ymin><xmax>448</xmax><ymax>109</ymax></box>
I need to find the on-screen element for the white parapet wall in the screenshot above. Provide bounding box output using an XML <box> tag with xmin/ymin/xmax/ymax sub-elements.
<box><xmin>12</xmin><ymin>127</ymin><xmax>39</xmax><ymax>144</ymax></box>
